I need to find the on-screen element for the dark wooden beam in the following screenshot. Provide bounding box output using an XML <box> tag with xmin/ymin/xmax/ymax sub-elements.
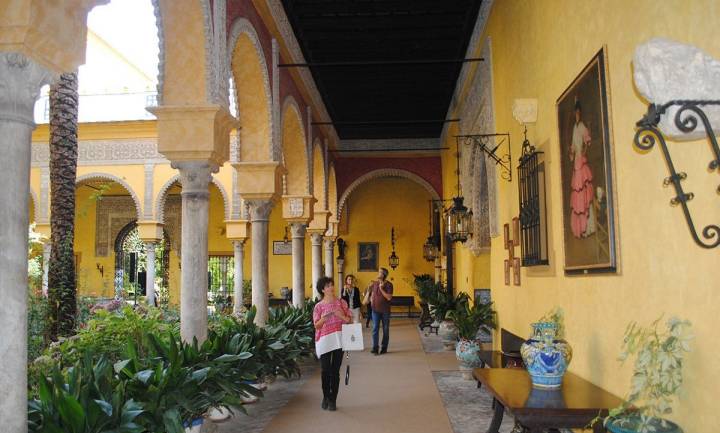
<box><xmin>280</xmin><ymin>58</ymin><xmax>483</xmax><ymax>67</ymax></box>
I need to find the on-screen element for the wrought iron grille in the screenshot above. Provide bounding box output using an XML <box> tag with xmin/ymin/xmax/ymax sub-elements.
<box><xmin>517</xmin><ymin>151</ymin><xmax>549</xmax><ymax>266</ymax></box>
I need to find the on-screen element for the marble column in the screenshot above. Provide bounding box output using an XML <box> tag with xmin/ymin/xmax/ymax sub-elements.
<box><xmin>0</xmin><ymin>52</ymin><xmax>53</xmax><ymax>433</ymax></box>
<box><xmin>174</xmin><ymin>161</ymin><xmax>216</xmax><ymax>343</ymax></box>
<box><xmin>144</xmin><ymin>242</ymin><xmax>156</xmax><ymax>307</ymax></box>
<box><xmin>290</xmin><ymin>223</ymin><xmax>307</xmax><ymax>307</ymax></box>
<box><xmin>248</xmin><ymin>199</ymin><xmax>274</xmax><ymax>325</ymax></box>
<box><xmin>310</xmin><ymin>232</ymin><xmax>323</xmax><ymax>299</ymax></box>
<box><xmin>336</xmin><ymin>258</ymin><xmax>345</xmax><ymax>289</ymax></box>
<box><xmin>324</xmin><ymin>238</ymin><xmax>335</xmax><ymax>278</ymax></box>
<box><xmin>232</xmin><ymin>240</ymin><xmax>245</xmax><ymax>314</ymax></box>
<box><xmin>42</xmin><ymin>241</ymin><xmax>51</xmax><ymax>296</ymax></box>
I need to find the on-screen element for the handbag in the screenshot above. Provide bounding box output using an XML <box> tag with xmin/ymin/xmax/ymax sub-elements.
<box><xmin>341</xmin><ymin>323</ymin><xmax>364</xmax><ymax>351</ymax></box>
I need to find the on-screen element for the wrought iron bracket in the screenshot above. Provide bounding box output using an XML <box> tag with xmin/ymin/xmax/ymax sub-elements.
<box><xmin>455</xmin><ymin>133</ymin><xmax>512</xmax><ymax>182</ymax></box>
<box><xmin>634</xmin><ymin>99</ymin><xmax>720</xmax><ymax>249</ymax></box>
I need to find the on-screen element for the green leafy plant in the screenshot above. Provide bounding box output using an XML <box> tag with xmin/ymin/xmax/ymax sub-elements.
<box><xmin>448</xmin><ymin>300</ymin><xmax>497</xmax><ymax>341</ymax></box>
<box><xmin>602</xmin><ymin>316</ymin><xmax>692</xmax><ymax>433</ymax></box>
<box><xmin>412</xmin><ymin>274</ymin><xmax>437</xmax><ymax>303</ymax></box>
<box><xmin>429</xmin><ymin>288</ymin><xmax>468</xmax><ymax>322</ymax></box>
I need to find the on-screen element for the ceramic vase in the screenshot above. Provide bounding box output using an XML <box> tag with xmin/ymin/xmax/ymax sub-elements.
<box><xmin>184</xmin><ymin>418</ymin><xmax>204</xmax><ymax>433</ymax></box>
<box><xmin>520</xmin><ymin>321</ymin><xmax>572</xmax><ymax>388</ymax></box>
<box><xmin>455</xmin><ymin>338</ymin><xmax>482</xmax><ymax>379</ymax></box>
<box><xmin>606</xmin><ymin>417</ymin><xmax>683</xmax><ymax>433</ymax></box>
<box><xmin>438</xmin><ymin>320</ymin><xmax>458</xmax><ymax>350</ymax></box>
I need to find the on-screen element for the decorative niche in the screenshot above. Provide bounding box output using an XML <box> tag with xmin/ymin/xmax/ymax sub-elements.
<box><xmin>513</xmin><ymin>99</ymin><xmax>549</xmax><ymax>266</ymax></box>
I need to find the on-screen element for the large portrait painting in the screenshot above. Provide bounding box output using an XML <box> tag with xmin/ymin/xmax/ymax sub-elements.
<box><xmin>557</xmin><ymin>47</ymin><xmax>618</xmax><ymax>274</ymax></box>
<box><xmin>357</xmin><ymin>242</ymin><xmax>379</xmax><ymax>272</ymax></box>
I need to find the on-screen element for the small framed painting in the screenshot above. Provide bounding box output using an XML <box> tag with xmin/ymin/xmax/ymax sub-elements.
<box><xmin>504</xmin><ymin>259</ymin><xmax>511</xmax><ymax>285</ymax></box>
<box><xmin>358</xmin><ymin>242</ymin><xmax>379</xmax><ymax>272</ymax></box>
<box><xmin>512</xmin><ymin>217</ymin><xmax>520</xmax><ymax>247</ymax></box>
<box><xmin>503</xmin><ymin>223</ymin><xmax>511</xmax><ymax>249</ymax></box>
<box><xmin>512</xmin><ymin>257</ymin><xmax>521</xmax><ymax>286</ymax></box>
<box><xmin>272</xmin><ymin>241</ymin><xmax>292</xmax><ymax>255</ymax></box>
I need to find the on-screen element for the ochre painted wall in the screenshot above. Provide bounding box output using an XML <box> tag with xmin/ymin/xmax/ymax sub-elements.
<box><xmin>443</xmin><ymin>1</ymin><xmax>719</xmax><ymax>431</ymax></box>
<box><xmin>340</xmin><ymin>177</ymin><xmax>435</xmax><ymax>301</ymax></box>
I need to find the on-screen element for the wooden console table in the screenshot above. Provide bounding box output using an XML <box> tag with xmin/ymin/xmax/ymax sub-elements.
<box><xmin>473</xmin><ymin>368</ymin><xmax>623</xmax><ymax>433</ymax></box>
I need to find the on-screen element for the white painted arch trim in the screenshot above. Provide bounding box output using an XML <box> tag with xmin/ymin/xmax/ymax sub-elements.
<box><xmin>337</xmin><ymin>169</ymin><xmax>441</xmax><ymax>222</ymax></box>
<box><xmin>154</xmin><ymin>174</ymin><xmax>231</xmax><ymax>224</ymax></box>
<box><xmin>29</xmin><ymin>188</ymin><xmax>39</xmax><ymax>223</ymax></box>
<box><xmin>227</xmin><ymin>17</ymin><xmax>274</xmax><ymax>161</ymax></box>
<box><xmin>76</xmin><ymin>173</ymin><xmax>143</xmax><ymax>221</ymax></box>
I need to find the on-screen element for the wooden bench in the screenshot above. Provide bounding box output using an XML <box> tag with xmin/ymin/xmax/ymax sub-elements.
<box><xmin>390</xmin><ymin>295</ymin><xmax>415</xmax><ymax>317</ymax></box>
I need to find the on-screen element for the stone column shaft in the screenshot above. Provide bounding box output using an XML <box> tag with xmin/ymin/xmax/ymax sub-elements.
<box><xmin>0</xmin><ymin>52</ymin><xmax>54</xmax><ymax>433</ymax></box>
<box><xmin>310</xmin><ymin>233</ymin><xmax>323</xmax><ymax>299</ymax></box>
<box><xmin>324</xmin><ymin>238</ymin><xmax>334</xmax><ymax>278</ymax></box>
<box><xmin>175</xmin><ymin>161</ymin><xmax>217</xmax><ymax>343</ymax></box>
<box><xmin>144</xmin><ymin>242</ymin><xmax>156</xmax><ymax>307</ymax></box>
<box><xmin>232</xmin><ymin>240</ymin><xmax>245</xmax><ymax>314</ymax></box>
<box><xmin>248</xmin><ymin>199</ymin><xmax>274</xmax><ymax>325</ymax></box>
<box><xmin>336</xmin><ymin>258</ymin><xmax>345</xmax><ymax>290</ymax></box>
<box><xmin>42</xmin><ymin>242</ymin><xmax>51</xmax><ymax>296</ymax></box>
<box><xmin>290</xmin><ymin>223</ymin><xmax>306</xmax><ymax>307</ymax></box>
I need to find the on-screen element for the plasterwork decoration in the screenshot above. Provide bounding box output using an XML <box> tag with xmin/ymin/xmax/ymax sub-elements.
<box><xmin>266</xmin><ymin>0</ymin><xmax>339</xmax><ymax>144</ymax></box>
<box><xmin>230</xmin><ymin>132</ymin><xmax>243</xmax><ymax>219</ymax></box>
<box><xmin>162</xmin><ymin>194</ymin><xmax>182</xmax><ymax>257</ymax></box>
<box><xmin>288</xmin><ymin>197</ymin><xmax>304</xmax><ymax>217</ymax></box>
<box><xmin>155</xmin><ymin>175</ymin><xmax>180</xmax><ymax>224</ymax></box>
<box><xmin>458</xmin><ymin>37</ymin><xmax>500</xmax><ymax>241</ymax></box>
<box><xmin>95</xmin><ymin>196</ymin><xmax>139</xmax><ymax>257</ymax></box>
<box><xmin>150</xmin><ymin>0</ymin><xmax>165</xmax><ymax>106</ymax></box>
<box><xmin>201</xmin><ymin>0</ymin><xmax>220</xmax><ymax>105</ymax></box>
<box><xmin>272</xmin><ymin>39</ymin><xmax>281</xmax><ymax>162</ymax></box>
<box><xmin>306</xmin><ymin>105</ymin><xmax>313</xmax><ymax>195</ymax></box>
<box><xmin>29</xmin><ymin>188</ymin><xmax>39</xmax><ymax>221</ymax></box>
<box><xmin>214</xmin><ymin>0</ymin><xmax>229</xmax><ymax>110</ymax></box>
<box><xmin>143</xmin><ymin>164</ymin><xmax>155</xmax><ymax>219</ymax></box>
<box><xmin>31</xmin><ymin>139</ymin><xmax>165</xmax><ymax>166</ymax></box>
<box><xmin>227</xmin><ymin>18</ymin><xmax>274</xmax><ymax>161</ymax></box>
<box><xmin>76</xmin><ymin>173</ymin><xmax>142</xmax><ymax>220</ymax></box>
<box><xmin>39</xmin><ymin>166</ymin><xmax>50</xmax><ymax>223</ymax></box>
<box><xmin>337</xmin><ymin>168</ymin><xmax>441</xmax><ymax>223</ymax></box>
<box><xmin>211</xmin><ymin>177</ymin><xmax>232</xmax><ymax>220</ymax></box>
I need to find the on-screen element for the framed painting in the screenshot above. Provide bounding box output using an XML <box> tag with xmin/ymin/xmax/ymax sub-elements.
<box><xmin>503</xmin><ymin>259</ymin><xmax>510</xmax><ymax>285</ymax></box>
<box><xmin>272</xmin><ymin>241</ymin><xmax>292</xmax><ymax>255</ymax></box>
<box><xmin>557</xmin><ymin>47</ymin><xmax>618</xmax><ymax>274</ymax></box>
<box><xmin>358</xmin><ymin>242</ymin><xmax>379</xmax><ymax>272</ymax></box>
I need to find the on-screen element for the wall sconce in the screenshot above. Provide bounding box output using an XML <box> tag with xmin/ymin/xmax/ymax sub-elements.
<box><xmin>96</xmin><ymin>263</ymin><xmax>104</xmax><ymax>277</ymax></box>
<box><xmin>635</xmin><ymin>100</ymin><xmax>720</xmax><ymax>248</ymax></box>
<box><xmin>445</xmin><ymin>138</ymin><xmax>473</xmax><ymax>243</ymax></box>
<box><xmin>388</xmin><ymin>227</ymin><xmax>399</xmax><ymax>270</ymax></box>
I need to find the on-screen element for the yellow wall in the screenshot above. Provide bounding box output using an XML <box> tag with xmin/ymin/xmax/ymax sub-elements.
<box><xmin>340</xmin><ymin>177</ymin><xmax>434</xmax><ymax>300</ymax></box>
<box><xmin>444</xmin><ymin>1</ymin><xmax>719</xmax><ymax>431</ymax></box>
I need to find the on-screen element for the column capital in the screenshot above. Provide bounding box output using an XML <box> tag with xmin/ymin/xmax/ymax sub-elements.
<box><xmin>172</xmin><ymin>160</ymin><xmax>218</xmax><ymax>194</ymax></box>
<box><xmin>323</xmin><ymin>238</ymin><xmax>335</xmax><ymax>249</ymax></box>
<box><xmin>247</xmin><ymin>198</ymin><xmax>274</xmax><ymax>222</ymax></box>
<box><xmin>143</xmin><ymin>241</ymin><xmax>157</xmax><ymax>252</ymax></box>
<box><xmin>289</xmin><ymin>222</ymin><xmax>307</xmax><ymax>238</ymax></box>
<box><xmin>309</xmin><ymin>231</ymin><xmax>324</xmax><ymax>246</ymax></box>
<box><xmin>232</xmin><ymin>239</ymin><xmax>245</xmax><ymax>249</ymax></box>
<box><xmin>225</xmin><ymin>219</ymin><xmax>251</xmax><ymax>240</ymax></box>
<box><xmin>137</xmin><ymin>221</ymin><xmax>164</xmax><ymax>242</ymax></box>
<box><xmin>0</xmin><ymin>53</ymin><xmax>54</xmax><ymax>124</ymax></box>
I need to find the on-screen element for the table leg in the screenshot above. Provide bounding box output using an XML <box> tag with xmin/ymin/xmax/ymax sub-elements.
<box><xmin>477</xmin><ymin>360</ymin><xmax>486</xmax><ymax>389</ymax></box>
<box><xmin>486</xmin><ymin>398</ymin><xmax>504</xmax><ymax>433</ymax></box>
<box><xmin>593</xmin><ymin>421</ymin><xmax>607</xmax><ymax>433</ymax></box>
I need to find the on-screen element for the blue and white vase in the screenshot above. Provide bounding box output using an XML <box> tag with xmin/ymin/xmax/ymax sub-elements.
<box><xmin>520</xmin><ymin>322</ymin><xmax>572</xmax><ymax>388</ymax></box>
<box><xmin>455</xmin><ymin>338</ymin><xmax>482</xmax><ymax>379</ymax></box>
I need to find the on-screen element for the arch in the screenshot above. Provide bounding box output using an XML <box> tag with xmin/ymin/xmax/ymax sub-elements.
<box><xmin>154</xmin><ymin>174</ymin><xmax>230</xmax><ymax>223</ymax></box>
<box><xmin>327</xmin><ymin>163</ymin><xmax>338</xmax><ymax>219</ymax></box>
<box><xmin>76</xmin><ymin>172</ymin><xmax>142</xmax><ymax>220</ymax></box>
<box><xmin>281</xmin><ymin>96</ymin><xmax>310</xmax><ymax>196</ymax></box>
<box><xmin>337</xmin><ymin>169</ymin><xmax>441</xmax><ymax>223</ymax></box>
<box><xmin>29</xmin><ymin>188</ymin><xmax>39</xmax><ymax>223</ymax></box>
<box><xmin>228</xmin><ymin>18</ymin><xmax>273</xmax><ymax>162</ymax></box>
<box><xmin>312</xmin><ymin>140</ymin><xmax>327</xmax><ymax>212</ymax></box>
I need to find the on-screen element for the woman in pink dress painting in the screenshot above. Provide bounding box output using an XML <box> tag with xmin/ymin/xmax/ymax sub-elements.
<box><xmin>569</xmin><ymin>100</ymin><xmax>596</xmax><ymax>238</ymax></box>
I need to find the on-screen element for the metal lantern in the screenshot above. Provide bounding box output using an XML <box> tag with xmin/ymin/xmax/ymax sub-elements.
<box><xmin>388</xmin><ymin>227</ymin><xmax>400</xmax><ymax>269</ymax></box>
<box><xmin>423</xmin><ymin>236</ymin><xmax>439</xmax><ymax>261</ymax></box>
<box><xmin>447</xmin><ymin>196</ymin><xmax>472</xmax><ymax>243</ymax></box>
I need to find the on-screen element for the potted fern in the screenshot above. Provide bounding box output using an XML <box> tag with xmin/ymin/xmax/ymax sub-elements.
<box><xmin>602</xmin><ymin>316</ymin><xmax>692</xmax><ymax>433</ymax></box>
<box><xmin>448</xmin><ymin>299</ymin><xmax>497</xmax><ymax>379</ymax></box>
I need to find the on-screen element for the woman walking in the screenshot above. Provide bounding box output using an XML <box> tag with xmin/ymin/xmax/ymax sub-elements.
<box><xmin>313</xmin><ymin>276</ymin><xmax>352</xmax><ymax>411</ymax></box>
<box><xmin>341</xmin><ymin>274</ymin><xmax>361</xmax><ymax>323</ymax></box>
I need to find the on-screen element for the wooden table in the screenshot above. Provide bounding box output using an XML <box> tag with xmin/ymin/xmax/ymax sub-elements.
<box><xmin>473</xmin><ymin>368</ymin><xmax>623</xmax><ymax>433</ymax></box>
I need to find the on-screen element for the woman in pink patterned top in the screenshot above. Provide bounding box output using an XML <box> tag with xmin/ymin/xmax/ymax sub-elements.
<box><xmin>313</xmin><ymin>276</ymin><xmax>351</xmax><ymax>411</ymax></box>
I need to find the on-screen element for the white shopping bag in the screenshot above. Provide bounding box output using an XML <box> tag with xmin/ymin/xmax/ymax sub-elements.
<box><xmin>341</xmin><ymin>323</ymin><xmax>364</xmax><ymax>351</ymax></box>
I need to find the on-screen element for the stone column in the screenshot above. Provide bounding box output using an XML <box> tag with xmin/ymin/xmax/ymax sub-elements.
<box><xmin>324</xmin><ymin>238</ymin><xmax>335</xmax><ymax>278</ymax></box>
<box><xmin>42</xmin><ymin>241</ymin><xmax>51</xmax><ymax>296</ymax></box>
<box><xmin>248</xmin><ymin>199</ymin><xmax>274</xmax><ymax>325</ymax></box>
<box><xmin>290</xmin><ymin>223</ymin><xmax>306</xmax><ymax>307</ymax></box>
<box><xmin>232</xmin><ymin>240</ymin><xmax>245</xmax><ymax>314</ymax></box>
<box><xmin>310</xmin><ymin>232</ymin><xmax>323</xmax><ymax>299</ymax></box>
<box><xmin>174</xmin><ymin>161</ymin><xmax>216</xmax><ymax>343</ymax></box>
<box><xmin>0</xmin><ymin>52</ymin><xmax>53</xmax><ymax>433</ymax></box>
<box><xmin>144</xmin><ymin>242</ymin><xmax>156</xmax><ymax>307</ymax></box>
<box><xmin>336</xmin><ymin>258</ymin><xmax>345</xmax><ymax>289</ymax></box>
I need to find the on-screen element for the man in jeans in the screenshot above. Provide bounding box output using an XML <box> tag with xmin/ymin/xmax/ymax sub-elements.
<box><xmin>370</xmin><ymin>267</ymin><xmax>393</xmax><ymax>355</ymax></box>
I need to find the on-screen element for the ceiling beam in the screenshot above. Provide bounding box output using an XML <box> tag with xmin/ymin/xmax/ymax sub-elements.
<box><xmin>280</xmin><ymin>58</ymin><xmax>483</xmax><ymax>67</ymax></box>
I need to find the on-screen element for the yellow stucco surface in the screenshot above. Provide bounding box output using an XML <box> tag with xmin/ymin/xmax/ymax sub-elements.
<box><xmin>440</xmin><ymin>1</ymin><xmax>719</xmax><ymax>431</ymax></box>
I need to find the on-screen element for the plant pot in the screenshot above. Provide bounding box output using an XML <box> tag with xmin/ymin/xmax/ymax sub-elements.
<box><xmin>520</xmin><ymin>321</ymin><xmax>572</xmax><ymax>388</ymax></box>
<box><xmin>184</xmin><ymin>418</ymin><xmax>204</xmax><ymax>433</ymax></box>
<box><xmin>455</xmin><ymin>338</ymin><xmax>482</xmax><ymax>379</ymax></box>
<box><xmin>207</xmin><ymin>407</ymin><xmax>232</xmax><ymax>422</ymax></box>
<box><xmin>606</xmin><ymin>416</ymin><xmax>683</xmax><ymax>433</ymax></box>
<box><xmin>438</xmin><ymin>320</ymin><xmax>457</xmax><ymax>350</ymax></box>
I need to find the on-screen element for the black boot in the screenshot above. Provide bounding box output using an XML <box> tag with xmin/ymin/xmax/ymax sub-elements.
<box><xmin>321</xmin><ymin>397</ymin><xmax>328</xmax><ymax>410</ymax></box>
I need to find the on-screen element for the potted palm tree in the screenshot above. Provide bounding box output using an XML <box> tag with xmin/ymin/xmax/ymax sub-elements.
<box><xmin>448</xmin><ymin>299</ymin><xmax>497</xmax><ymax>379</ymax></box>
<box><xmin>600</xmin><ymin>316</ymin><xmax>692</xmax><ymax>433</ymax></box>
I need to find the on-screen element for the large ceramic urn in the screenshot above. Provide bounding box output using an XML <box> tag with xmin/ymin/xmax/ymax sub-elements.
<box><xmin>455</xmin><ymin>338</ymin><xmax>482</xmax><ymax>379</ymax></box>
<box><xmin>520</xmin><ymin>322</ymin><xmax>572</xmax><ymax>388</ymax></box>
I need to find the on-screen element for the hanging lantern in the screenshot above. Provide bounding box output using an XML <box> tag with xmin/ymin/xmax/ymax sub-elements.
<box><xmin>388</xmin><ymin>227</ymin><xmax>400</xmax><ymax>269</ymax></box>
<box><xmin>423</xmin><ymin>236</ymin><xmax>439</xmax><ymax>261</ymax></box>
<box><xmin>447</xmin><ymin>196</ymin><xmax>472</xmax><ymax>243</ymax></box>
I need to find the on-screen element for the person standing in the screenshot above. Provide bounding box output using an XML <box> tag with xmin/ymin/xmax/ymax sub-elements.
<box><xmin>341</xmin><ymin>274</ymin><xmax>361</xmax><ymax>323</ymax></box>
<box><xmin>369</xmin><ymin>267</ymin><xmax>393</xmax><ymax>355</ymax></box>
<box><xmin>313</xmin><ymin>276</ymin><xmax>352</xmax><ymax>411</ymax></box>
